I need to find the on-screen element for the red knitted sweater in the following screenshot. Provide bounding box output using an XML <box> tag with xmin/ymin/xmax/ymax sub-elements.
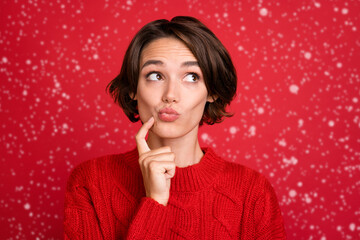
<box><xmin>64</xmin><ymin>147</ymin><xmax>286</xmax><ymax>239</ymax></box>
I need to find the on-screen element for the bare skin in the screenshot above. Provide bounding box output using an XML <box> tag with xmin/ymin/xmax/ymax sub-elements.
<box><xmin>134</xmin><ymin>38</ymin><xmax>214</xmax><ymax>206</ymax></box>
<box><xmin>135</xmin><ymin>117</ymin><xmax>176</xmax><ymax>206</ymax></box>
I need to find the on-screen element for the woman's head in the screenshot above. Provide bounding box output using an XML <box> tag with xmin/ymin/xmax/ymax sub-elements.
<box><xmin>107</xmin><ymin>16</ymin><xmax>237</xmax><ymax>125</ymax></box>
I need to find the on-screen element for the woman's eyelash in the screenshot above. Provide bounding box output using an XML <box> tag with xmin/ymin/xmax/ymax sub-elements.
<box><xmin>145</xmin><ymin>71</ymin><xmax>160</xmax><ymax>78</ymax></box>
<box><xmin>144</xmin><ymin>71</ymin><xmax>201</xmax><ymax>81</ymax></box>
<box><xmin>188</xmin><ymin>72</ymin><xmax>200</xmax><ymax>79</ymax></box>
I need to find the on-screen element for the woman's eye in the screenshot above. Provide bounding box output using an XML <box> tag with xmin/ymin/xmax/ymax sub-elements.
<box><xmin>147</xmin><ymin>73</ymin><xmax>162</xmax><ymax>81</ymax></box>
<box><xmin>183</xmin><ymin>73</ymin><xmax>199</xmax><ymax>82</ymax></box>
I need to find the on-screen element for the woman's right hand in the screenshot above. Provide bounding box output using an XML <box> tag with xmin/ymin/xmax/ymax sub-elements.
<box><xmin>135</xmin><ymin>117</ymin><xmax>176</xmax><ymax>206</ymax></box>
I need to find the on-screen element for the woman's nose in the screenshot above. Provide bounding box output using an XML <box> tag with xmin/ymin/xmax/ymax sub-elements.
<box><xmin>162</xmin><ymin>79</ymin><xmax>179</xmax><ymax>103</ymax></box>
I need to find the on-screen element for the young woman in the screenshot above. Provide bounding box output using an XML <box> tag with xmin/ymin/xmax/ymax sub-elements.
<box><xmin>64</xmin><ymin>16</ymin><xmax>286</xmax><ymax>239</ymax></box>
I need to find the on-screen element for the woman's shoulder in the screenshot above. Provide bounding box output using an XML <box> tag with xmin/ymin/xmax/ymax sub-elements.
<box><xmin>224</xmin><ymin>160</ymin><xmax>267</xmax><ymax>183</ymax></box>
<box><xmin>66</xmin><ymin>148</ymin><xmax>139</xmax><ymax>188</ymax></box>
<box><xmin>212</xmin><ymin>151</ymin><xmax>275</xmax><ymax>199</ymax></box>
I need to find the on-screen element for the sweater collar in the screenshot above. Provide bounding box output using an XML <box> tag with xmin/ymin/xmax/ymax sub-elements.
<box><xmin>170</xmin><ymin>147</ymin><xmax>225</xmax><ymax>192</ymax></box>
<box><xmin>125</xmin><ymin>147</ymin><xmax>225</xmax><ymax>192</ymax></box>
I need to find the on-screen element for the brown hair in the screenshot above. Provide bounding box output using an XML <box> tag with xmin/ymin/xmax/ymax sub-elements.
<box><xmin>106</xmin><ymin>16</ymin><xmax>237</xmax><ymax>125</ymax></box>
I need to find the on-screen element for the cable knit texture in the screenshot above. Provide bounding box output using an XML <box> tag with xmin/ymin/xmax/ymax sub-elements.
<box><xmin>64</xmin><ymin>147</ymin><xmax>286</xmax><ymax>239</ymax></box>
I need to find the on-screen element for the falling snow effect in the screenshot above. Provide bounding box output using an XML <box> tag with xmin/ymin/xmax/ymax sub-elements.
<box><xmin>0</xmin><ymin>0</ymin><xmax>359</xmax><ymax>239</ymax></box>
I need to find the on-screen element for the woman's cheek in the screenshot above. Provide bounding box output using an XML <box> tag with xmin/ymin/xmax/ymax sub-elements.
<box><xmin>137</xmin><ymin>96</ymin><xmax>155</xmax><ymax>122</ymax></box>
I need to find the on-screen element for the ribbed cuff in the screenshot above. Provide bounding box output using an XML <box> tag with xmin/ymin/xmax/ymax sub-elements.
<box><xmin>126</xmin><ymin>197</ymin><xmax>171</xmax><ymax>239</ymax></box>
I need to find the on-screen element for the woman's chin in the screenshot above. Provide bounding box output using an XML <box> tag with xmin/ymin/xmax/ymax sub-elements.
<box><xmin>150</xmin><ymin>126</ymin><xmax>182</xmax><ymax>139</ymax></box>
<box><xmin>149</xmin><ymin>121</ymin><xmax>199</xmax><ymax>140</ymax></box>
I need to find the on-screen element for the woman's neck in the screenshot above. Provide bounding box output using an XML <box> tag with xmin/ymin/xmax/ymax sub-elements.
<box><xmin>146</xmin><ymin>130</ymin><xmax>204</xmax><ymax>168</ymax></box>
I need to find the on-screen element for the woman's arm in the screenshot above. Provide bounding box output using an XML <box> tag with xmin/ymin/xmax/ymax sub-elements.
<box><xmin>63</xmin><ymin>160</ymin><xmax>173</xmax><ymax>240</ymax></box>
<box><xmin>254</xmin><ymin>180</ymin><xmax>287</xmax><ymax>239</ymax></box>
<box><xmin>63</xmin><ymin>165</ymin><xmax>107</xmax><ymax>239</ymax></box>
<box><xmin>125</xmin><ymin>197</ymin><xmax>172</xmax><ymax>239</ymax></box>
<box><xmin>135</xmin><ymin>117</ymin><xmax>176</xmax><ymax>206</ymax></box>
<box><xmin>124</xmin><ymin>117</ymin><xmax>175</xmax><ymax>239</ymax></box>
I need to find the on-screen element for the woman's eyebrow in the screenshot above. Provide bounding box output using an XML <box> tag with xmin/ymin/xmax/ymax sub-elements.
<box><xmin>182</xmin><ymin>61</ymin><xmax>199</xmax><ymax>67</ymax></box>
<box><xmin>140</xmin><ymin>60</ymin><xmax>199</xmax><ymax>70</ymax></box>
<box><xmin>141</xmin><ymin>60</ymin><xmax>163</xmax><ymax>70</ymax></box>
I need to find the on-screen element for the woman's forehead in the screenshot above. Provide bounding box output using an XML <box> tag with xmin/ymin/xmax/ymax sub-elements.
<box><xmin>140</xmin><ymin>37</ymin><xmax>197</xmax><ymax>65</ymax></box>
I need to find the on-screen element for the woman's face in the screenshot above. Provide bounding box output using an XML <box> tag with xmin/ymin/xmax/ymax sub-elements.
<box><xmin>134</xmin><ymin>37</ymin><xmax>213</xmax><ymax>139</ymax></box>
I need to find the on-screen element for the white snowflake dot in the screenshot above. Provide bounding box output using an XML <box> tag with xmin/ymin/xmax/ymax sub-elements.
<box><xmin>304</xmin><ymin>52</ymin><xmax>312</xmax><ymax>59</ymax></box>
<box><xmin>249</xmin><ymin>126</ymin><xmax>256</xmax><ymax>136</ymax></box>
<box><xmin>259</xmin><ymin>8</ymin><xmax>268</xmax><ymax>16</ymax></box>
<box><xmin>24</xmin><ymin>203</ymin><xmax>31</xmax><ymax>210</ymax></box>
<box><xmin>258</xmin><ymin>107</ymin><xmax>264</xmax><ymax>114</ymax></box>
<box><xmin>289</xmin><ymin>190</ymin><xmax>297</xmax><ymax>198</ymax></box>
<box><xmin>201</xmin><ymin>133</ymin><xmax>209</xmax><ymax>141</ymax></box>
<box><xmin>289</xmin><ymin>84</ymin><xmax>299</xmax><ymax>94</ymax></box>
<box><xmin>349</xmin><ymin>223</ymin><xmax>355</xmax><ymax>231</ymax></box>
<box><xmin>229</xmin><ymin>126</ymin><xmax>237</xmax><ymax>134</ymax></box>
<box><xmin>341</xmin><ymin>8</ymin><xmax>349</xmax><ymax>15</ymax></box>
<box><xmin>278</xmin><ymin>139</ymin><xmax>287</xmax><ymax>147</ymax></box>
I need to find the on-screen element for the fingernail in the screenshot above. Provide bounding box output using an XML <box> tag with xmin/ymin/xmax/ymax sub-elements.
<box><xmin>148</xmin><ymin>117</ymin><xmax>154</xmax><ymax>122</ymax></box>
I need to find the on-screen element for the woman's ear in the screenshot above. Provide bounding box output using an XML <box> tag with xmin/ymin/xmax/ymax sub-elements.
<box><xmin>130</xmin><ymin>92</ymin><xmax>137</xmax><ymax>100</ymax></box>
<box><xmin>207</xmin><ymin>95</ymin><xmax>218</xmax><ymax>103</ymax></box>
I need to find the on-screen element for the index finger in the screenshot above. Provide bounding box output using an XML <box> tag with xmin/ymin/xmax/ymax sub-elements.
<box><xmin>135</xmin><ymin>116</ymin><xmax>154</xmax><ymax>155</ymax></box>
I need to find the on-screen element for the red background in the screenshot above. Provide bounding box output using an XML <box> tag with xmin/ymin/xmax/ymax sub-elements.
<box><xmin>1</xmin><ymin>0</ymin><xmax>359</xmax><ymax>239</ymax></box>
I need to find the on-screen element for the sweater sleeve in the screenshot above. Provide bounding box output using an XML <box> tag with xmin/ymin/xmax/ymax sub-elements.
<box><xmin>125</xmin><ymin>197</ymin><xmax>172</xmax><ymax>239</ymax></box>
<box><xmin>63</xmin><ymin>163</ymin><xmax>107</xmax><ymax>239</ymax></box>
<box><xmin>254</xmin><ymin>179</ymin><xmax>287</xmax><ymax>239</ymax></box>
<box><xmin>64</xmin><ymin>158</ymin><xmax>172</xmax><ymax>240</ymax></box>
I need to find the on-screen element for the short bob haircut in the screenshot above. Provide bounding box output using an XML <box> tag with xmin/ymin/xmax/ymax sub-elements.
<box><xmin>106</xmin><ymin>16</ymin><xmax>237</xmax><ymax>125</ymax></box>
